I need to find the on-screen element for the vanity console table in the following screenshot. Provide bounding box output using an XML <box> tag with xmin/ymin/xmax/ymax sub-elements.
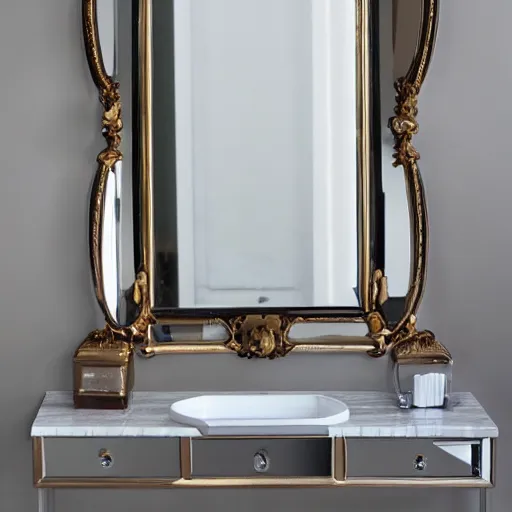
<box><xmin>32</xmin><ymin>392</ymin><xmax>497</xmax><ymax>512</ymax></box>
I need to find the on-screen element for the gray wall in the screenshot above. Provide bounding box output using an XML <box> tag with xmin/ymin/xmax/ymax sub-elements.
<box><xmin>0</xmin><ymin>0</ymin><xmax>509</xmax><ymax>510</ymax></box>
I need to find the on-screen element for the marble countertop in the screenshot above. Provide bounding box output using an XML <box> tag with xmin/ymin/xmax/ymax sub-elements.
<box><xmin>31</xmin><ymin>391</ymin><xmax>498</xmax><ymax>439</ymax></box>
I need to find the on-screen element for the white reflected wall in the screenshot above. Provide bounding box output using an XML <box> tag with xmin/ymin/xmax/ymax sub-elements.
<box><xmin>172</xmin><ymin>0</ymin><xmax>358</xmax><ymax>309</ymax></box>
<box><xmin>102</xmin><ymin>168</ymin><xmax>120</xmax><ymax>319</ymax></box>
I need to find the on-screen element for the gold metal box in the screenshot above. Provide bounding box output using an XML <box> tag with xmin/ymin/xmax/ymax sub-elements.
<box><xmin>73</xmin><ymin>331</ymin><xmax>134</xmax><ymax>409</ymax></box>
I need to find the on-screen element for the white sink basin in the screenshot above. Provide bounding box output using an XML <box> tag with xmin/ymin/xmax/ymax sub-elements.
<box><xmin>169</xmin><ymin>394</ymin><xmax>349</xmax><ymax>435</ymax></box>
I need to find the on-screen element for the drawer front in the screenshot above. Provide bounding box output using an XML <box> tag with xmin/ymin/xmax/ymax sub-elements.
<box><xmin>192</xmin><ymin>438</ymin><xmax>332</xmax><ymax>478</ymax></box>
<box><xmin>44</xmin><ymin>438</ymin><xmax>180</xmax><ymax>479</ymax></box>
<box><xmin>346</xmin><ymin>439</ymin><xmax>481</xmax><ymax>478</ymax></box>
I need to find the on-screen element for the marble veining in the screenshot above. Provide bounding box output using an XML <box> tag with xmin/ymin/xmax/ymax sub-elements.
<box><xmin>31</xmin><ymin>391</ymin><xmax>498</xmax><ymax>439</ymax></box>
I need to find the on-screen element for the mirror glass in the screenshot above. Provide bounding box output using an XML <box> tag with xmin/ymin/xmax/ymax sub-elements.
<box><xmin>95</xmin><ymin>0</ymin><xmax>424</xmax><ymax>330</ymax></box>
<box><xmin>97</xmin><ymin>0</ymin><xmax>137</xmax><ymax>326</ymax></box>
<box><xmin>374</xmin><ymin>0</ymin><xmax>422</xmax><ymax>324</ymax></box>
<box><xmin>150</xmin><ymin>319</ymin><xmax>371</xmax><ymax>344</ymax></box>
<box><xmin>153</xmin><ymin>0</ymin><xmax>359</xmax><ymax>310</ymax></box>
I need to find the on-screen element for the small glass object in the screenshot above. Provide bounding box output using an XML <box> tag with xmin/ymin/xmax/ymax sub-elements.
<box><xmin>391</xmin><ymin>331</ymin><xmax>453</xmax><ymax>409</ymax></box>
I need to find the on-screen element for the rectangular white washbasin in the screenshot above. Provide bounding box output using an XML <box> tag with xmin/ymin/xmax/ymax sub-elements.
<box><xmin>169</xmin><ymin>394</ymin><xmax>349</xmax><ymax>435</ymax></box>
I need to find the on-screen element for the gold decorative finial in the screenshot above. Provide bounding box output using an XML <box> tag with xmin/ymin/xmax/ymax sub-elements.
<box><xmin>391</xmin><ymin>315</ymin><xmax>452</xmax><ymax>364</ymax></box>
<box><xmin>390</xmin><ymin>79</ymin><xmax>420</xmax><ymax>168</ymax></box>
<box><xmin>226</xmin><ymin>315</ymin><xmax>294</xmax><ymax>359</ymax></box>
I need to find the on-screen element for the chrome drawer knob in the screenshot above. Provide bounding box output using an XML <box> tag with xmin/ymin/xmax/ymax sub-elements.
<box><xmin>413</xmin><ymin>454</ymin><xmax>427</xmax><ymax>471</ymax></box>
<box><xmin>253</xmin><ymin>450</ymin><xmax>270</xmax><ymax>473</ymax></box>
<box><xmin>99</xmin><ymin>450</ymin><xmax>113</xmax><ymax>468</ymax></box>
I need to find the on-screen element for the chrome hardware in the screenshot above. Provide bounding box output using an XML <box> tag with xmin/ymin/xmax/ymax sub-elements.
<box><xmin>413</xmin><ymin>454</ymin><xmax>427</xmax><ymax>471</ymax></box>
<box><xmin>253</xmin><ymin>450</ymin><xmax>270</xmax><ymax>473</ymax></box>
<box><xmin>398</xmin><ymin>392</ymin><xmax>413</xmax><ymax>409</ymax></box>
<box><xmin>99</xmin><ymin>449</ymin><xmax>113</xmax><ymax>468</ymax></box>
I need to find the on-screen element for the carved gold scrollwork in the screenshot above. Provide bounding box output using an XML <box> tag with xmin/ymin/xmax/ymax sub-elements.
<box><xmin>390</xmin><ymin>80</ymin><xmax>420</xmax><ymax>167</ymax></box>
<box><xmin>366</xmin><ymin>311</ymin><xmax>391</xmax><ymax>357</ymax></box>
<box><xmin>78</xmin><ymin>268</ymin><xmax>156</xmax><ymax>364</ymax></box>
<box><xmin>76</xmin><ymin>326</ymin><xmax>132</xmax><ymax>361</ymax></box>
<box><xmin>82</xmin><ymin>0</ymin><xmax>156</xmax><ymax>348</ymax></box>
<box><xmin>129</xmin><ymin>270</ymin><xmax>156</xmax><ymax>341</ymax></box>
<box><xmin>388</xmin><ymin>0</ymin><xmax>439</xmax><ymax>347</ymax></box>
<box><xmin>366</xmin><ymin>270</ymin><xmax>390</xmax><ymax>356</ymax></box>
<box><xmin>89</xmin><ymin>87</ymin><xmax>123</xmax><ymax>331</ymax></box>
<box><xmin>100</xmin><ymin>86</ymin><xmax>122</xmax><ymax>152</ymax></box>
<box><xmin>371</xmin><ymin>269</ymin><xmax>389</xmax><ymax>309</ymax></box>
<box><xmin>390</xmin><ymin>315</ymin><xmax>452</xmax><ymax>365</ymax></box>
<box><xmin>225</xmin><ymin>315</ymin><xmax>294</xmax><ymax>359</ymax></box>
<box><xmin>79</xmin><ymin>0</ymin><xmax>441</xmax><ymax>366</ymax></box>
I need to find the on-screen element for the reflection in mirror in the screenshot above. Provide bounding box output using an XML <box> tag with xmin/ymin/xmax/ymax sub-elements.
<box><xmin>102</xmin><ymin>165</ymin><xmax>120</xmax><ymax>321</ymax></box>
<box><xmin>152</xmin><ymin>323</ymin><xmax>229</xmax><ymax>343</ymax></box>
<box><xmin>288</xmin><ymin>322</ymin><xmax>370</xmax><ymax>341</ymax></box>
<box><xmin>96</xmin><ymin>0</ymin><xmax>115</xmax><ymax>77</ymax></box>
<box><xmin>393</xmin><ymin>0</ymin><xmax>422</xmax><ymax>79</ymax></box>
<box><xmin>150</xmin><ymin>321</ymin><xmax>369</xmax><ymax>344</ymax></box>
<box><xmin>376</xmin><ymin>0</ymin><xmax>421</xmax><ymax>324</ymax></box>
<box><xmin>153</xmin><ymin>0</ymin><xmax>359</xmax><ymax>311</ymax></box>
<box><xmin>97</xmin><ymin>0</ymin><xmax>137</xmax><ymax>326</ymax></box>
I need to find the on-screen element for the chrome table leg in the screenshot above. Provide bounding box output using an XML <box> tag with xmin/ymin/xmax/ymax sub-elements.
<box><xmin>480</xmin><ymin>488</ymin><xmax>487</xmax><ymax>512</ymax></box>
<box><xmin>38</xmin><ymin>489</ymin><xmax>54</xmax><ymax>512</ymax></box>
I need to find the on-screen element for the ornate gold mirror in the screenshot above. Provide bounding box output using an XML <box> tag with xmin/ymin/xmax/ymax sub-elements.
<box><xmin>75</xmin><ymin>0</ymin><xmax>446</xmax><ymax>408</ymax></box>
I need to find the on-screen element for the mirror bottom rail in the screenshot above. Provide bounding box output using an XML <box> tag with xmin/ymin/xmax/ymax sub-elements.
<box><xmin>143</xmin><ymin>338</ymin><xmax>378</xmax><ymax>356</ymax></box>
<box><xmin>33</xmin><ymin>436</ymin><xmax>495</xmax><ymax>489</ymax></box>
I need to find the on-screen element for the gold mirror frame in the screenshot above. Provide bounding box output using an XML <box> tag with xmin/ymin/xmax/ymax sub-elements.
<box><xmin>76</xmin><ymin>0</ymin><xmax>448</xmax><ymax>370</ymax></box>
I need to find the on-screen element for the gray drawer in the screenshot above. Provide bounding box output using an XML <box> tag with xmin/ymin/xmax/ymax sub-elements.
<box><xmin>191</xmin><ymin>438</ymin><xmax>332</xmax><ymax>478</ymax></box>
<box><xmin>346</xmin><ymin>438</ymin><xmax>482</xmax><ymax>478</ymax></box>
<box><xmin>43</xmin><ymin>438</ymin><xmax>180</xmax><ymax>479</ymax></box>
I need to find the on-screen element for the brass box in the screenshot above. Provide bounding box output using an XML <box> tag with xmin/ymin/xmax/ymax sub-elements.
<box><xmin>73</xmin><ymin>333</ymin><xmax>134</xmax><ymax>410</ymax></box>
